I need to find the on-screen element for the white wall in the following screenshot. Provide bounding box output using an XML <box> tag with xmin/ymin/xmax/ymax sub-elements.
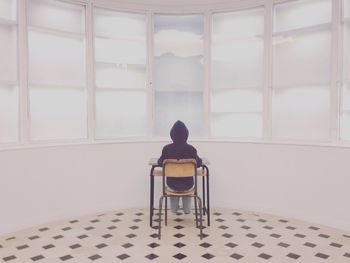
<box><xmin>1</xmin><ymin>141</ymin><xmax>350</xmax><ymax>235</ymax></box>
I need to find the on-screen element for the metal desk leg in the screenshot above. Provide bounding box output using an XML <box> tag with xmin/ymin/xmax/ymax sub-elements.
<box><xmin>150</xmin><ymin>166</ymin><xmax>155</xmax><ymax>227</ymax></box>
<box><xmin>204</xmin><ymin>165</ymin><xmax>210</xmax><ymax>226</ymax></box>
<box><xmin>202</xmin><ymin>168</ymin><xmax>206</xmax><ymax>216</ymax></box>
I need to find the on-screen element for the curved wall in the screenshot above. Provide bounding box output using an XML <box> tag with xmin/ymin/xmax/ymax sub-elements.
<box><xmin>1</xmin><ymin>141</ymin><xmax>350</xmax><ymax>235</ymax></box>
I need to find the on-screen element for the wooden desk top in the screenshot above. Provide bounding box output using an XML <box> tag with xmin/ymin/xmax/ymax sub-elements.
<box><xmin>148</xmin><ymin>157</ymin><xmax>210</xmax><ymax>166</ymax></box>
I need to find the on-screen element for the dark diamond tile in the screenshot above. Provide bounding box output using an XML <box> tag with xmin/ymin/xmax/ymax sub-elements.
<box><xmin>77</xmin><ymin>234</ymin><xmax>87</xmax><ymax>239</ymax></box>
<box><xmin>111</xmin><ymin>219</ymin><xmax>120</xmax><ymax>223</ymax></box>
<box><xmin>270</xmin><ymin>233</ymin><xmax>281</xmax><ymax>238</ymax></box>
<box><xmin>304</xmin><ymin>242</ymin><xmax>316</xmax><ymax>248</ymax></box>
<box><xmin>5</xmin><ymin>237</ymin><xmax>15</xmax><ymax>241</ymax></box>
<box><xmin>96</xmin><ymin>243</ymin><xmax>107</xmax><ymax>249</ymax></box>
<box><xmin>279</xmin><ymin>219</ymin><xmax>288</xmax><ymax>223</ymax></box>
<box><xmin>173</xmin><ymin>253</ymin><xmax>187</xmax><ymax>260</ymax></box>
<box><xmin>213</xmin><ymin>212</ymin><xmax>222</xmax><ymax>216</ymax></box>
<box><xmin>263</xmin><ymin>225</ymin><xmax>273</xmax><ymax>230</ymax></box>
<box><xmin>102</xmin><ymin>234</ymin><xmax>113</xmax><ymax>238</ymax></box>
<box><xmin>122</xmin><ymin>243</ymin><xmax>134</xmax><ymax>249</ymax></box>
<box><xmin>200</xmin><ymin>242</ymin><xmax>212</xmax><ymax>248</ymax></box>
<box><xmin>278</xmin><ymin>242</ymin><xmax>290</xmax><ymax>248</ymax></box>
<box><xmin>174</xmin><ymin>242</ymin><xmax>186</xmax><ymax>248</ymax></box>
<box><xmin>69</xmin><ymin>244</ymin><xmax>81</xmax><ymax>249</ymax></box>
<box><xmin>315</xmin><ymin>253</ymin><xmax>329</xmax><ymax>259</ymax></box>
<box><xmin>309</xmin><ymin>226</ymin><xmax>320</xmax><ymax>230</ymax></box>
<box><xmin>174</xmin><ymin>225</ymin><xmax>184</xmax><ymax>230</ymax></box>
<box><xmin>133</xmin><ymin>219</ymin><xmax>142</xmax><ymax>222</ymax></box>
<box><xmin>31</xmin><ymin>255</ymin><xmax>45</xmax><ymax>261</ymax></box>
<box><xmin>43</xmin><ymin>244</ymin><xmax>55</xmax><ymax>250</ymax></box>
<box><xmin>258</xmin><ymin>219</ymin><xmax>267</xmax><ymax>223</ymax></box>
<box><xmin>252</xmin><ymin>242</ymin><xmax>264</xmax><ymax>248</ymax></box>
<box><xmin>53</xmin><ymin>235</ymin><xmax>64</xmax><ymax>240</ymax></box>
<box><xmin>230</xmin><ymin>253</ymin><xmax>243</xmax><ymax>260</ymax></box>
<box><xmin>84</xmin><ymin>226</ymin><xmax>94</xmax><ymax>231</ymax></box>
<box><xmin>3</xmin><ymin>255</ymin><xmax>16</xmax><ymax>261</ymax></box>
<box><xmin>241</xmin><ymin>225</ymin><xmax>250</xmax><ymax>230</ymax></box>
<box><xmin>126</xmin><ymin>233</ymin><xmax>136</xmax><ymax>239</ymax></box>
<box><xmin>145</xmin><ymin>253</ymin><xmax>158</xmax><ymax>260</ymax></box>
<box><xmin>237</xmin><ymin>219</ymin><xmax>245</xmax><ymax>222</ymax></box>
<box><xmin>319</xmin><ymin>234</ymin><xmax>330</xmax><ymax>238</ymax></box>
<box><xmin>89</xmin><ymin>254</ymin><xmax>102</xmax><ymax>261</ymax></box>
<box><xmin>116</xmin><ymin>212</ymin><xmax>124</xmax><ymax>216</ymax></box>
<box><xmin>107</xmin><ymin>226</ymin><xmax>117</xmax><ymax>230</ymax></box>
<box><xmin>330</xmin><ymin>242</ymin><xmax>342</xmax><ymax>248</ymax></box>
<box><xmin>287</xmin><ymin>253</ymin><xmax>300</xmax><ymax>259</ymax></box>
<box><xmin>202</xmin><ymin>253</ymin><xmax>215</xmax><ymax>260</ymax></box>
<box><xmin>60</xmin><ymin>255</ymin><xmax>73</xmax><ymax>261</ymax></box>
<box><xmin>174</xmin><ymin>233</ymin><xmax>185</xmax><ymax>238</ymax></box>
<box><xmin>218</xmin><ymin>225</ymin><xmax>228</xmax><ymax>230</ymax></box>
<box><xmin>286</xmin><ymin>226</ymin><xmax>296</xmax><ymax>230</ymax></box>
<box><xmin>148</xmin><ymin>242</ymin><xmax>159</xmax><ymax>248</ymax></box>
<box><xmin>69</xmin><ymin>220</ymin><xmax>78</xmax><ymax>224</ymax></box>
<box><xmin>150</xmin><ymin>234</ymin><xmax>158</xmax><ymax>239</ymax></box>
<box><xmin>198</xmin><ymin>233</ymin><xmax>209</xmax><ymax>238</ymax></box>
<box><xmin>136</xmin><ymin>212</ymin><xmax>144</xmax><ymax>216</ymax></box>
<box><xmin>16</xmin><ymin>244</ymin><xmax>29</xmax><ymax>250</ymax></box>
<box><xmin>225</xmin><ymin>242</ymin><xmax>237</xmax><ymax>248</ymax></box>
<box><xmin>38</xmin><ymin>227</ymin><xmax>49</xmax><ymax>232</ymax></box>
<box><xmin>216</xmin><ymin>218</ymin><xmax>224</xmax><ymax>222</ymax></box>
<box><xmin>343</xmin><ymin>234</ymin><xmax>350</xmax><ymax>238</ymax></box>
<box><xmin>294</xmin><ymin>233</ymin><xmax>305</xmax><ymax>238</ymax></box>
<box><xmin>129</xmin><ymin>226</ymin><xmax>139</xmax><ymax>230</ymax></box>
<box><xmin>90</xmin><ymin>219</ymin><xmax>99</xmax><ymax>223</ymax></box>
<box><xmin>174</xmin><ymin>218</ymin><xmax>184</xmax><ymax>222</ymax></box>
<box><xmin>246</xmin><ymin>233</ymin><xmax>257</xmax><ymax>238</ymax></box>
<box><xmin>29</xmin><ymin>235</ymin><xmax>40</xmax><ymax>240</ymax></box>
<box><xmin>344</xmin><ymin>253</ymin><xmax>350</xmax><ymax>258</ymax></box>
<box><xmin>232</xmin><ymin>212</ymin><xmax>242</xmax><ymax>216</ymax></box>
<box><xmin>62</xmin><ymin>227</ymin><xmax>72</xmax><ymax>231</ymax></box>
<box><xmin>258</xmin><ymin>253</ymin><xmax>272</xmax><ymax>260</ymax></box>
<box><xmin>222</xmin><ymin>233</ymin><xmax>233</xmax><ymax>238</ymax></box>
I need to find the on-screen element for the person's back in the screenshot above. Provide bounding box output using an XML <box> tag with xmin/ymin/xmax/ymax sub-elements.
<box><xmin>158</xmin><ymin>120</ymin><xmax>202</xmax><ymax>213</ymax></box>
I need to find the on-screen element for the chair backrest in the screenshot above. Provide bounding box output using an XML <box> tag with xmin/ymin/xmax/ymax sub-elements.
<box><xmin>162</xmin><ymin>159</ymin><xmax>197</xmax><ymax>178</ymax></box>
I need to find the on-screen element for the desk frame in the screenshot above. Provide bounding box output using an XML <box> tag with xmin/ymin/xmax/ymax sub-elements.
<box><xmin>149</xmin><ymin>163</ymin><xmax>210</xmax><ymax>227</ymax></box>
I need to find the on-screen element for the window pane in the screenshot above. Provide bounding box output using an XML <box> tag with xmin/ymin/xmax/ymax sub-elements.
<box><xmin>30</xmin><ymin>88</ymin><xmax>87</xmax><ymax>140</ymax></box>
<box><xmin>94</xmin><ymin>9</ymin><xmax>147</xmax><ymax>137</ymax></box>
<box><xmin>274</xmin><ymin>0</ymin><xmax>331</xmax><ymax>33</ymax></box>
<box><xmin>272</xmin><ymin>86</ymin><xmax>330</xmax><ymax>139</ymax></box>
<box><xmin>0</xmin><ymin>24</ymin><xmax>17</xmax><ymax>84</ymax></box>
<box><xmin>340</xmin><ymin>113</ymin><xmax>350</xmax><ymax>140</ymax></box>
<box><xmin>28</xmin><ymin>0</ymin><xmax>84</xmax><ymax>34</ymax></box>
<box><xmin>273</xmin><ymin>30</ymin><xmax>331</xmax><ymax>86</ymax></box>
<box><xmin>0</xmin><ymin>0</ymin><xmax>16</xmax><ymax>21</ymax></box>
<box><xmin>344</xmin><ymin>0</ymin><xmax>350</xmax><ymax>18</ymax></box>
<box><xmin>155</xmin><ymin>91</ymin><xmax>203</xmax><ymax>136</ymax></box>
<box><xmin>154</xmin><ymin>14</ymin><xmax>204</xmax><ymax>136</ymax></box>
<box><xmin>211</xmin><ymin>8</ymin><xmax>264</xmax><ymax>137</ymax></box>
<box><xmin>211</xmin><ymin>113</ymin><xmax>262</xmax><ymax>137</ymax></box>
<box><xmin>343</xmin><ymin>23</ymin><xmax>350</xmax><ymax>82</ymax></box>
<box><xmin>28</xmin><ymin>0</ymin><xmax>87</xmax><ymax>140</ymax></box>
<box><xmin>96</xmin><ymin>91</ymin><xmax>147</xmax><ymax>137</ymax></box>
<box><xmin>0</xmin><ymin>86</ymin><xmax>18</xmax><ymax>143</ymax></box>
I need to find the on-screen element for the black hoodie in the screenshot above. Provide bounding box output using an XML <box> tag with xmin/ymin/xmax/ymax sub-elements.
<box><xmin>158</xmin><ymin>120</ymin><xmax>202</xmax><ymax>191</ymax></box>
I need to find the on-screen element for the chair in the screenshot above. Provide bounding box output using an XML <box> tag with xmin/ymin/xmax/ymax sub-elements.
<box><xmin>158</xmin><ymin>159</ymin><xmax>203</xmax><ymax>240</ymax></box>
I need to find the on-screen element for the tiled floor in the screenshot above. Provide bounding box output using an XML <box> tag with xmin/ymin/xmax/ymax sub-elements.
<box><xmin>1</xmin><ymin>208</ymin><xmax>350</xmax><ymax>262</ymax></box>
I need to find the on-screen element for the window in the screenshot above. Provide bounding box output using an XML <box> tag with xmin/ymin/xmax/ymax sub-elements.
<box><xmin>341</xmin><ymin>0</ymin><xmax>350</xmax><ymax>140</ymax></box>
<box><xmin>211</xmin><ymin>8</ymin><xmax>264</xmax><ymax>137</ymax></box>
<box><xmin>154</xmin><ymin>14</ymin><xmax>204</xmax><ymax>136</ymax></box>
<box><xmin>28</xmin><ymin>0</ymin><xmax>87</xmax><ymax>140</ymax></box>
<box><xmin>0</xmin><ymin>0</ymin><xmax>18</xmax><ymax>143</ymax></box>
<box><xmin>272</xmin><ymin>0</ymin><xmax>331</xmax><ymax>140</ymax></box>
<box><xmin>94</xmin><ymin>8</ymin><xmax>147</xmax><ymax>138</ymax></box>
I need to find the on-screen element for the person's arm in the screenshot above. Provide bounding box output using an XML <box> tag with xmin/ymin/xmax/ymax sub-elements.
<box><xmin>193</xmin><ymin>148</ymin><xmax>202</xmax><ymax>167</ymax></box>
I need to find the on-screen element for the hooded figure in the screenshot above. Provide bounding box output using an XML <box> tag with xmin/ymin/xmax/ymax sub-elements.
<box><xmin>158</xmin><ymin>120</ymin><xmax>202</xmax><ymax>192</ymax></box>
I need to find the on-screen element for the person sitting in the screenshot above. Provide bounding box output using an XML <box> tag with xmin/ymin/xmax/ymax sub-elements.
<box><xmin>158</xmin><ymin>120</ymin><xmax>202</xmax><ymax>214</ymax></box>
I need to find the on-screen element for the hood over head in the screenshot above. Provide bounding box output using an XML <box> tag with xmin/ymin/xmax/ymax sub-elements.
<box><xmin>170</xmin><ymin>120</ymin><xmax>189</xmax><ymax>144</ymax></box>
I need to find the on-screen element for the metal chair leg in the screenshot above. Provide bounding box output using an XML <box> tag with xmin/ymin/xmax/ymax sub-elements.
<box><xmin>158</xmin><ymin>196</ymin><xmax>164</xmax><ymax>240</ymax></box>
<box><xmin>194</xmin><ymin>196</ymin><xmax>198</xmax><ymax>228</ymax></box>
<box><xmin>197</xmin><ymin>196</ymin><xmax>203</xmax><ymax>239</ymax></box>
<box><xmin>165</xmin><ymin>196</ymin><xmax>168</xmax><ymax>226</ymax></box>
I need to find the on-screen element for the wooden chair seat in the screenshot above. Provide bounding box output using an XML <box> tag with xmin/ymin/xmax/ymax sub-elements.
<box><xmin>153</xmin><ymin>168</ymin><xmax>205</xmax><ymax>177</ymax></box>
<box><xmin>165</xmin><ymin>188</ymin><xmax>195</xmax><ymax>196</ymax></box>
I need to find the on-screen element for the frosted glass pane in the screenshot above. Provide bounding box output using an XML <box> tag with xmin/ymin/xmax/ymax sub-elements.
<box><xmin>96</xmin><ymin>91</ymin><xmax>147</xmax><ymax>137</ymax></box>
<box><xmin>155</xmin><ymin>91</ymin><xmax>203</xmax><ymax>137</ymax></box>
<box><xmin>95</xmin><ymin>64</ymin><xmax>146</xmax><ymax>89</ymax></box>
<box><xmin>211</xmin><ymin>89</ymin><xmax>262</xmax><ymax>113</ymax></box>
<box><xmin>212</xmin><ymin>39</ymin><xmax>263</xmax><ymax>88</ymax></box>
<box><xmin>0</xmin><ymin>0</ymin><xmax>16</xmax><ymax>21</ymax></box>
<box><xmin>344</xmin><ymin>23</ymin><xmax>350</xmax><ymax>81</ymax></box>
<box><xmin>30</xmin><ymin>88</ymin><xmax>87</xmax><ymax>140</ymax></box>
<box><xmin>340</xmin><ymin>113</ymin><xmax>350</xmax><ymax>140</ymax></box>
<box><xmin>29</xmin><ymin>0</ymin><xmax>84</xmax><ymax>34</ymax></box>
<box><xmin>94</xmin><ymin>9</ymin><xmax>146</xmax><ymax>38</ymax></box>
<box><xmin>274</xmin><ymin>0</ymin><xmax>331</xmax><ymax>32</ymax></box>
<box><xmin>211</xmin><ymin>113</ymin><xmax>262</xmax><ymax>137</ymax></box>
<box><xmin>28</xmin><ymin>31</ymin><xmax>85</xmax><ymax>86</ymax></box>
<box><xmin>345</xmin><ymin>0</ymin><xmax>350</xmax><ymax>18</ymax></box>
<box><xmin>154</xmin><ymin>54</ymin><xmax>203</xmax><ymax>91</ymax></box>
<box><xmin>95</xmin><ymin>37</ymin><xmax>146</xmax><ymax>65</ymax></box>
<box><xmin>273</xmin><ymin>30</ymin><xmax>331</xmax><ymax>86</ymax></box>
<box><xmin>0</xmin><ymin>86</ymin><xmax>18</xmax><ymax>143</ymax></box>
<box><xmin>342</xmin><ymin>85</ymin><xmax>350</xmax><ymax>111</ymax></box>
<box><xmin>272</xmin><ymin>86</ymin><xmax>330</xmax><ymax>139</ymax></box>
<box><xmin>212</xmin><ymin>8</ymin><xmax>264</xmax><ymax>37</ymax></box>
<box><xmin>0</xmin><ymin>24</ymin><xmax>17</xmax><ymax>83</ymax></box>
